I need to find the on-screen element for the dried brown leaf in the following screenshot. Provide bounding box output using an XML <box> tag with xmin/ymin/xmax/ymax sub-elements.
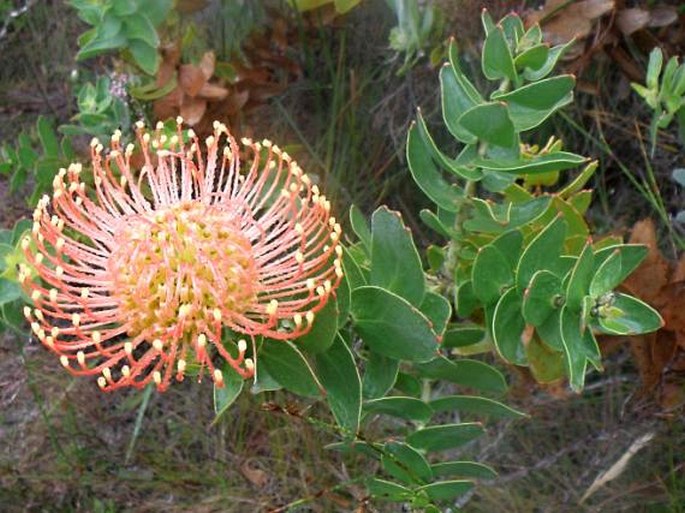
<box><xmin>178</xmin><ymin>64</ymin><xmax>207</xmax><ymax>98</ymax></box>
<box><xmin>623</xmin><ymin>219</ymin><xmax>669</xmax><ymax>301</ymax></box>
<box><xmin>616</xmin><ymin>8</ymin><xmax>650</xmax><ymax>35</ymax></box>
<box><xmin>198</xmin><ymin>82</ymin><xmax>229</xmax><ymax>100</ymax></box>
<box><xmin>240</xmin><ymin>460</ymin><xmax>268</xmax><ymax>487</ymax></box>
<box><xmin>199</xmin><ymin>51</ymin><xmax>215</xmax><ymax>81</ymax></box>
<box><xmin>180</xmin><ymin>96</ymin><xmax>207</xmax><ymax>126</ymax></box>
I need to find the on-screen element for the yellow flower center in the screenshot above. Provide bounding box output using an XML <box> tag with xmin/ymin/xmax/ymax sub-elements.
<box><xmin>108</xmin><ymin>201</ymin><xmax>258</xmax><ymax>341</ymax></box>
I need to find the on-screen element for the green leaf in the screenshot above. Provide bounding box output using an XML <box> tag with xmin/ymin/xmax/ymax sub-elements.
<box><xmin>592</xmin><ymin>244</ymin><xmax>647</xmax><ymax>285</ymax></box>
<box><xmin>144</xmin><ymin>0</ymin><xmax>173</xmax><ymax>26</ymax></box>
<box><xmin>77</xmin><ymin>19</ymin><xmax>127</xmax><ymax>60</ymax></box>
<box><xmin>123</xmin><ymin>14</ymin><xmax>158</xmax><ymax>48</ymax></box>
<box><xmin>492</xmin><ymin>287</ymin><xmax>527</xmax><ymax>365</ymax></box>
<box><xmin>420</xmin><ymin>209</ymin><xmax>456</xmax><ymax>239</ymax></box>
<box><xmin>472</xmin><ymin>244</ymin><xmax>514</xmax><ymax>305</ymax></box>
<box><xmin>559</xmin><ymin>161</ymin><xmax>598</xmax><ymax>198</ymax></box>
<box><xmin>523</xmin><ymin>40</ymin><xmax>574</xmax><ymax>82</ymax></box>
<box><xmin>500</xmin><ymin>13</ymin><xmax>524</xmax><ymax>47</ymax></box>
<box><xmin>516</xmin><ymin>215</ymin><xmax>567</xmax><ymax>292</ymax></box>
<box><xmin>474</xmin><ymin>151</ymin><xmax>587</xmax><ymax>175</ymax></box>
<box><xmin>342</xmin><ymin>246</ymin><xmax>367</xmax><ymax>290</ymax></box>
<box><xmin>440</xmin><ymin>64</ymin><xmax>479</xmax><ymax>144</ymax></box>
<box><xmin>370</xmin><ymin>207</ymin><xmax>425</xmax><ymax>306</ymax></box>
<box><xmin>522</xmin><ymin>270</ymin><xmax>562</xmax><ymax>327</ymax></box>
<box><xmin>351</xmin><ymin>287</ymin><xmax>439</xmax><ymax>362</ymax></box>
<box><xmin>406</xmin><ymin>124</ymin><xmax>462</xmax><ymax>212</ymax></box>
<box><xmin>418</xmin><ymin>480</ymin><xmax>473</xmax><ymax>502</ymax></box>
<box><xmin>315</xmin><ymin>334</ymin><xmax>361</xmax><ymax>435</ymax></box>
<box><xmin>382</xmin><ymin>442</ymin><xmax>434</xmax><ymax>485</ymax></box>
<box><xmin>589</xmin><ymin>248</ymin><xmax>622</xmax><ymax>297</ymax></box>
<box><xmin>362</xmin><ymin>352</ymin><xmax>399</xmax><ymax>399</ymax></box>
<box><xmin>36</xmin><ymin>116</ymin><xmax>59</xmax><ymax>156</ymax></box>
<box><xmin>481</xmin><ymin>21</ymin><xmax>517</xmax><ymax>81</ymax></box>
<box><xmin>430</xmin><ymin>395</ymin><xmax>526</xmax><ymax>419</ymax></box>
<box><xmin>596</xmin><ymin>293</ymin><xmax>663</xmax><ymax>336</ymax></box>
<box><xmin>407</xmin><ymin>423</ymin><xmax>485</xmax><ymax>452</ymax></box>
<box><xmin>128</xmin><ymin>39</ymin><xmax>159</xmax><ymax>75</ymax></box>
<box><xmin>419</xmin><ymin>291</ymin><xmax>452</xmax><ymax>336</ymax></box>
<box><xmin>442</xmin><ymin>325</ymin><xmax>485</xmax><ymax>349</ymax></box>
<box><xmin>250</xmin><ymin>363</ymin><xmax>282</xmax><ymax>394</ymax></box>
<box><xmin>646</xmin><ymin>47</ymin><xmax>664</xmax><ymax>90</ymax></box>
<box><xmin>367</xmin><ymin>478</ymin><xmax>413</xmax><ymax>501</ymax></box>
<box><xmin>565</xmin><ymin>243</ymin><xmax>594</xmax><ymax>310</ymax></box>
<box><xmin>363</xmin><ymin>396</ymin><xmax>433</xmax><ymax>424</ymax></box>
<box><xmin>491</xmin><ymin>229</ymin><xmax>523</xmax><ymax>268</ymax></box>
<box><xmin>414</xmin><ymin>356</ymin><xmax>507</xmax><ymax>395</ymax></box>
<box><xmin>211</xmin><ymin>366</ymin><xmax>244</xmax><ymax>426</ymax></box>
<box><xmin>111</xmin><ymin>0</ymin><xmax>138</xmax><ymax>16</ymax></box>
<box><xmin>416</xmin><ymin>108</ymin><xmax>482</xmax><ymax>180</ymax></box>
<box><xmin>458</xmin><ymin>102</ymin><xmax>516</xmax><ymax>148</ymax></box>
<box><xmin>560</xmin><ymin>305</ymin><xmax>599</xmax><ymax>392</ymax></box>
<box><xmin>259</xmin><ymin>340</ymin><xmax>323</xmax><ymax>398</ymax></box>
<box><xmin>394</xmin><ymin>372</ymin><xmax>422</xmax><ymax>397</ymax></box>
<box><xmin>336</xmin><ymin>272</ymin><xmax>351</xmax><ymax>327</ymax></box>
<box><xmin>514</xmin><ymin>44</ymin><xmax>549</xmax><ymax>71</ymax></box>
<box><xmin>349</xmin><ymin>204</ymin><xmax>371</xmax><ymax>251</ymax></box>
<box><xmin>296</xmin><ymin>295</ymin><xmax>338</xmax><ymax>353</ymax></box>
<box><xmin>129</xmin><ymin>75</ymin><xmax>178</xmax><ymax>100</ymax></box>
<box><xmin>455</xmin><ymin>279</ymin><xmax>479</xmax><ymax>318</ymax></box>
<box><xmin>493</xmin><ymin>75</ymin><xmax>575</xmax><ymax>131</ymax></box>
<box><xmin>431</xmin><ymin>461</ymin><xmax>497</xmax><ymax>480</ymax></box>
<box><xmin>0</xmin><ymin>279</ymin><xmax>21</xmax><ymax>306</ymax></box>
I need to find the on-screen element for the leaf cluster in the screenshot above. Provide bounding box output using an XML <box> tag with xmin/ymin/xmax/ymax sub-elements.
<box><xmin>407</xmin><ymin>11</ymin><xmax>663</xmax><ymax>392</ymax></box>
<box><xmin>70</xmin><ymin>0</ymin><xmax>173</xmax><ymax>75</ymax></box>
<box><xmin>631</xmin><ymin>47</ymin><xmax>685</xmax><ymax>153</ymax></box>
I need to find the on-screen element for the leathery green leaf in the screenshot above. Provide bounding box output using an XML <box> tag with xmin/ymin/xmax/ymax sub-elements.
<box><xmin>590</xmin><ymin>248</ymin><xmax>622</xmax><ymax>297</ymax></box>
<box><xmin>472</xmin><ymin>244</ymin><xmax>514</xmax><ymax>305</ymax></box>
<box><xmin>351</xmin><ymin>287</ymin><xmax>439</xmax><ymax>362</ymax></box>
<box><xmin>419</xmin><ymin>291</ymin><xmax>452</xmax><ymax>336</ymax></box>
<box><xmin>440</xmin><ymin>63</ymin><xmax>479</xmax><ymax>144</ymax></box>
<box><xmin>522</xmin><ymin>270</ymin><xmax>562</xmax><ymax>327</ymax></box>
<box><xmin>565</xmin><ymin>243</ymin><xmax>594</xmax><ymax>311</ymax></box>
<box><xmin>362</xmin><ymin>352</ymin><xmax>399</xmax><ymax>399</ymax></box>
<box><xmin>382</xmin><ymin>442</ymin><xmax>434</xmax><ymax>485</ymax></box>
<box><xmin>430</xmin><ymin>395</ymin><xmax>526</xmax><ymax>419</ymax></box>
<box><xmin>560</xmin><ymin>305</ymin><xmax>600</xmax><ymax>392</ymax></box>
<box><xmin>259</xmin><ymin>340</ymin><xmax>323</xmax><ymax>398</ymax></box>
<box><xmin>364</xmin><ymin>396</ymin><xmax>433</xmax><ymax>424</ymax></box>
<box><xmin>493</xmin><ymin>75</ymin><xmax>575</xmax><ymax>131</ymax></box>
<box><xmin>458</xmin><ymin>102</ymin><xmax>516</xmax><ymax>149</ymax></box>
<box><xmin>492</xmin><ymin>287</ymin><xmax>527</xmax><ymax>365</ymax></box>
<box><xmin>297</xmin><ymin>295</ymin><xmax>338</xmax><ymax>353</ymax></box>
<box><xmin>596</xmin><ymin>293</ymin><xmax>663</xmax><ymax>336</ymax></box>
<box><xmin>407</xmin><ymin>423</ymin><xmax>485</xmax><ymax>452</ymax></box>
<box><xmin>367</xmin><ymin>478</ymin><xmax>413</xmax><ymax>501</ymax></box>
<box><xmin>431</xmin><ymin>461</ymin><xmax>497</xmax><ymax>480</ymax></box>
<box><xmin>516</xmin><ymin>215</ymin><xmax>567</xmax><ymax>292</ymax></box>
<box><xmin>481</xmin><ymin>21</ymin><xmax>516</xmax><ymax>81</ymax></box>
<box><xmin>316</xmin><ymin>334</ymin><xmax>361</xmax><ymax>435</ymax></box>
<box><xmin>414</xmin><ymin>356</ymin><xmax>507</xmax><ymax>395</ymax></box>
<box><xmin>407</xmin><ymin>124</ymin><xmax>462</xmax><ymax>212</ymax></box>
<box><xmin>212</xmin><ymin>366</ymin><xmax>244</xmax><ymax>425</ymax></box>
<box><xmin>418</xmin><ymin>480</ymin><xmax>474</xmax><ymax>502</ymax></box>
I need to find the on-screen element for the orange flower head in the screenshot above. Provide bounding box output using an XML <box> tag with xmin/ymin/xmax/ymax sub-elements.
<box><xmin>20</xmin><ymin>119</ymin><xmax>343</xmax><ymax>391</ymax></box>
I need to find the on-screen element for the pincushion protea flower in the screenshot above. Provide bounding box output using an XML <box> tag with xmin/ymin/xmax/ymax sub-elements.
<box><xmin>19</xmin><ymin>118</ymin><xmax>343</xmax><ymax>392</ymax></box>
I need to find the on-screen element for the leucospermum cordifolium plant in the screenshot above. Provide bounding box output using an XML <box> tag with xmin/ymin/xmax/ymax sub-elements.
<box><xmin>8</xmin><ymin>117</ymin><xmax>520</xmax><ymax>510</ymax></box>
<box><xmin>0</xmin><ymin>7</ymin><xmax>670</xmax><ymax>513</ymax></box>
<box><xmin>407</xmin><ymin>10</ymin><xmax>664</xmax><ymax>392</ymax></box>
